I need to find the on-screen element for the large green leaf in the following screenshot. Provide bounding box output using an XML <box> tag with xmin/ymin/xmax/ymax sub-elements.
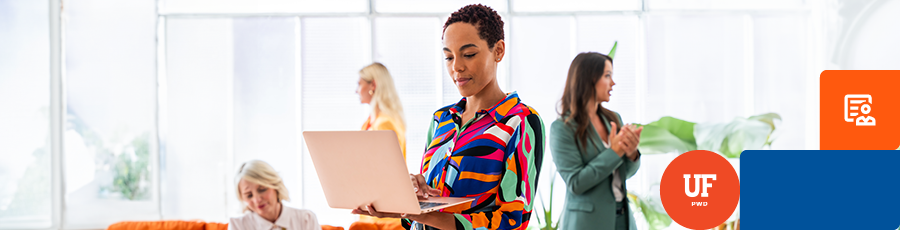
<box><xmin>638</xmin><ymin>116</ymin><xmax>696</xmax><ymax>154</ymax></box>
<box><xmin>647</xmin><ymin>116</ymin><xmax>696</xmax><ymax>144</ymax></box>
<box><xmin>694</xmin><ymin>122</ymin><xmax>728</xmax><ymax>155</ymax></box>
<box><xmin>638</xmin><ymin>125</ymin><xmax>696</xmax><ymax>154</ymax></box>
<box><xmin>696</xmin><ymin>117</ymin><xmax>772</xmax><ymax>158</ymax></box>
<box><xmin>727</xmin><ymin>119</ymin><xmax>771</xmax><ymax>157</ymax></box>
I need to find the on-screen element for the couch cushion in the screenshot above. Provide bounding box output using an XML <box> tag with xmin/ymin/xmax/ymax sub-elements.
<box><xmin>107</xmin><ymin>220</ymin><xmax>206</xmax><ymax>230</ymax></box>
<box><xmin>108</xmin><ymin>220</ymin><xmax>343</xmax><ymax>230</ymax></box>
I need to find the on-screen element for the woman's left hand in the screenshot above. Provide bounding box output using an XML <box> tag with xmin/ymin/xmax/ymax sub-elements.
<box><xmin>621</xmin><ymin>124</ymin><xmax>643</xmax><ymax>160</ymax></box>
<box><xmin>352</xmin><ymin>204</ymin><xmax>421</xmax><ymax>220</ymax></box>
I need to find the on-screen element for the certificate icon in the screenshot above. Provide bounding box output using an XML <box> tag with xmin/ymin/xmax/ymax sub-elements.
<box><xmin>844</xmin><ymin>94</ymin><xmax>875</xmax><ymax>126</ymax></box>
<box><xmin>821</xmin><ymin>70</ymin><xmax>899</xmax><ymax>150</ymax></box>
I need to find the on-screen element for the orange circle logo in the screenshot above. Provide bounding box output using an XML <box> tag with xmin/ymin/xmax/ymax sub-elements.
<box><xmin>660</xmin><ymin>150</ymin><xmax>740</xmax><ymax>229</ymax></box>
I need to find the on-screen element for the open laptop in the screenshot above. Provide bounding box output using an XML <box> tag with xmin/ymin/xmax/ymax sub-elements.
<box><xmin>302</xmin><ymin>130</ymin><xmax>474</xmax><ymax>214</ymax></box>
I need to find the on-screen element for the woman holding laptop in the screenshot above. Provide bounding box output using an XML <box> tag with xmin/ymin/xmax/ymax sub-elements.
<box><xmin>353</xmin><ymin>4</ymin><xmax>545</xmax><ymax>230</ymax></box>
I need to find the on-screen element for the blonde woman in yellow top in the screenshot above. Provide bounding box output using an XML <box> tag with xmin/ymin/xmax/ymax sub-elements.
<box><xmin>355</xmin><ymin>63</ymin><xmax>408</xmax><ymax>228</ymax></box>
<box><xmin>356</xmin><ymin>62</ymin><xmax>407</xmax><ymax>159</ymax></box>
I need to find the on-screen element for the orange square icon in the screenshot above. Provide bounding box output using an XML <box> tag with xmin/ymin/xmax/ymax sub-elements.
<box><xmin>820</xmin><ymin>70</ymin><xmax>900</xmax><ymax>150</ymax></box>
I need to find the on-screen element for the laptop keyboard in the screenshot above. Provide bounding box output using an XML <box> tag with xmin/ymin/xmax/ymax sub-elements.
<box><xmin>419</xmin><ymin>201</ymin><xmax>448</xmax><ymax>209</ymax></box>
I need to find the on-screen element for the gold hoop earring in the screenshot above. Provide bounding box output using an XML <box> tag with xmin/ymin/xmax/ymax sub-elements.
<box><xmin>368</xmin><ymin>90</ymin><xmax>374</xmax><ymax>95</ymax></box>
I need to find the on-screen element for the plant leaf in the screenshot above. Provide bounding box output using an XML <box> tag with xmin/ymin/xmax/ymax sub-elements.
<box><xmin>638</xmin><ymin>125</ymin><xmax>696</xmax><ymax>154</ymax></box>
<box><xmin>695</xmin><ymin>122</ymin><xmax>728</xmax><ymax>154</ymax></box>
<box><xmin>725</xmin><ymin>118</ymin><xmax>771</xmax><ymax>157</ymax></box>
<box><xmin>629</xmin><ymin>193</ymin><xmax>671</xmax><ymax>230</ymax></box>
<box><xmin>637</xmin><ymin>116</ymin><xmax>697</xmax><ymax>154</ymax></box>
<box><xmin>748</xmin><ymin>113</ymin><xmax>781</xmax><ymax>146</ymax></box>
<box><xmin>748</xmin><ymin>113</ymin><xmax>782</xmax><ymax>131</ymax></box>
<box><xmin>696</xmin><ymin>118</ymin><xmax>772</xmax><ymax>158</ymax></box>
<box><xmin>647</xmin><ymin>116</ymin><xmax>696</xmax><ymax>144</ymax></box>
<box><xmin>536</xmin><ymin>171</ymin><xmax>560</xmax><ymax>229</ymax></box>
<box><xmin>608</xmin><ymin>41</ymin><xmax>618</xmax><ymax>59</ymax></box>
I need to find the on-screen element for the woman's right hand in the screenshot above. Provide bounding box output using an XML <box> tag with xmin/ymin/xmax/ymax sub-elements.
<box><xmin>410</xmin><ymin>173</ymin><xmax>441</xmax><ymax>198</ymax></box>
<box><xmin>608</xmin><ymin>122</ymin><xmax>641</xmax><ymax>158</ymax></box>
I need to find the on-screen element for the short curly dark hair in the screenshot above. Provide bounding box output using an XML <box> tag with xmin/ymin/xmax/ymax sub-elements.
<box><xmin>442</xmin><ymin>4</ymin><xmax>504</xmax><ymax>50</ymax></box>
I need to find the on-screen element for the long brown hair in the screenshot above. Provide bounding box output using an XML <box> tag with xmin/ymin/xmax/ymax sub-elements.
<box><xmin>559</xmin><ymin>52</ymin><xmax>618</xmax><ymax>152</ymax></box>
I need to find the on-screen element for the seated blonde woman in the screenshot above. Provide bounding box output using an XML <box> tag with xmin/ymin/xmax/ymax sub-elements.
<box><xmin>356</xmin><ymin>62</ymin><xmax>407</xmax><ymax>159</ymax></box>
<box><xmin>229</xmin><ymin>160</ymin><xmax>321</xmax><ymax>230</ymax></box>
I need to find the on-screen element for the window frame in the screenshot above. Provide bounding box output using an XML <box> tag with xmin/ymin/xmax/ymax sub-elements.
<box><xmin>21</xmin><ymin>0</ymin><xmax>823</xmax><ymax>229</ymax></box>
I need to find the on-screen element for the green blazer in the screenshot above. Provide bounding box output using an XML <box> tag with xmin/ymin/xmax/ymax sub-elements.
<box><xmin>550</xmin><ymin>112</ymin><xmax>640</xmax><ymax>230</ymax></box>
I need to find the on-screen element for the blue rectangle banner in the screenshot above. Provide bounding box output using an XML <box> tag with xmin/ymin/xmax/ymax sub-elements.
<box><xmin>741</xmin><ymin>150</ymin><xmax>900</xmax><ymax>229</ymax></box>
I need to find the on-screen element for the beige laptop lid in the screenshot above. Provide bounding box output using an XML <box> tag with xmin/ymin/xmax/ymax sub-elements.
<box><xmin>303</xmin><ymin>130</ymin><xmax>472</xmax><ymax>214</ymax></box>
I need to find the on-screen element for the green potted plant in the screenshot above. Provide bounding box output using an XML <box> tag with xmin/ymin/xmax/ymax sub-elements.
<box><xmin>533</xmin><ymin>170</ymin><xmax>560</xmax><ymax>230</ymax></box>
<box><xmin>637</xmin><ymin>113</ymin><xmax>780</xmax><ymax>157</ymax></box>
<box><xmin>632</xmin><ymin>113</ymin><xmax>780</xmax><ymax>230</ymax></box>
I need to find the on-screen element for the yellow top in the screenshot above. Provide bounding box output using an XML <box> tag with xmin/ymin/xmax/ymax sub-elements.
<box><xmin>361</xmin><ymin>114</ymin><xmax>406</xmax><ymax>160</ymax></box>
<box><xmin>359</xmin><ymin>114</ymin><xmax>407</xmax><ymax>223</ymax></box>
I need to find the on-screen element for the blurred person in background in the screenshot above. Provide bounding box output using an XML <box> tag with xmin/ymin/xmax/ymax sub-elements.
<box><xmin>355</xmin><ymin>62</ymin><xmax>407</xmax><ymax>228</ymax></box>
<box><xmin>230</xmin><ymin>160</ymin><xmax>321</xmax><ymax>230</ymax></box>
<box><xmin>357</xmin><ymin>62</ymin><xmax>407</xmax><ymax>159</ymax></box>
<box><xmin>551</xmin><ymin>52</ymin><xmax>642</xmax><ymax>230</ymax></box>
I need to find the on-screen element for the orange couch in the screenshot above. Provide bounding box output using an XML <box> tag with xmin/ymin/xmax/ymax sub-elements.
<box><xmin>107</xmin><ymin>220</ymin><xmax>344</xmax><ymax>230</ymax></box>
<box><xmin>349</xmin><ymin>218</ymin><xmax>403</xmax><ymax>230</ymax></box>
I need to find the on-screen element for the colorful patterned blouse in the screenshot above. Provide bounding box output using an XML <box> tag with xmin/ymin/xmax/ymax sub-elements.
<box><xmin>403</xmin><ymin>92</ymin><xmax>545</xmax><ymax>230</ymax></box>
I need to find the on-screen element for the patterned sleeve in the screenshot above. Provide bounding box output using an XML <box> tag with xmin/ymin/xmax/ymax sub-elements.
<box><xmin>451</xmin><ymin>113</ymin><xmax>544</xmax><ymax>230</ymax></box>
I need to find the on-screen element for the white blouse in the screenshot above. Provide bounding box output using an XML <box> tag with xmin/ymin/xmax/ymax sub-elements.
<box><xmin>229</xmin><ymin>204</ymin><xmax>321</xmax><ymax>230</ymax></box>
<box><xmin>601</xmin><ymin>139</ymin><xmax>625</xmax><ymax>202</ymax></box>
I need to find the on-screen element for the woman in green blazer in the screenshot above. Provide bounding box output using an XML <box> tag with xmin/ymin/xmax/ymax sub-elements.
<box><xmin>551</xmin><ymin>52</ymin><xmax>643</xmax><ymax>230</ymax></box>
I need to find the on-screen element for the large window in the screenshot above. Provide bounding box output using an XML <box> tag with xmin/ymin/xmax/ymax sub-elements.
<box><xmin>0</xmin><ymin>1</ymin><xmax>52</xmax><ymax>229</ymax></box>
<box><xmin>299</xmin><ymin>17</ymin><xmax>371</xmax><ymax>226</ymax></box>
<box><xmin>160</xmin><ymin>0</ymin><xmax>368</xmax><ymax>14</ymax></box>
<box><xmin>372</xmin><ymin>17</ymin><xmax>442</xmax><ymax>171</ymax></box>
<box><xmin>0</xmin><ymin>0</ymin><xmax>831</xmax><ymax>229</ymax></box>
<box><xmin>161</xmin><ymin>17</ymin><xmax>233</xmax><ymax>221</ymax></box>
<box><xmin>62</xmin><ymin>0</ymin><xmax>159</xmax><ymax>228</ymax></box>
